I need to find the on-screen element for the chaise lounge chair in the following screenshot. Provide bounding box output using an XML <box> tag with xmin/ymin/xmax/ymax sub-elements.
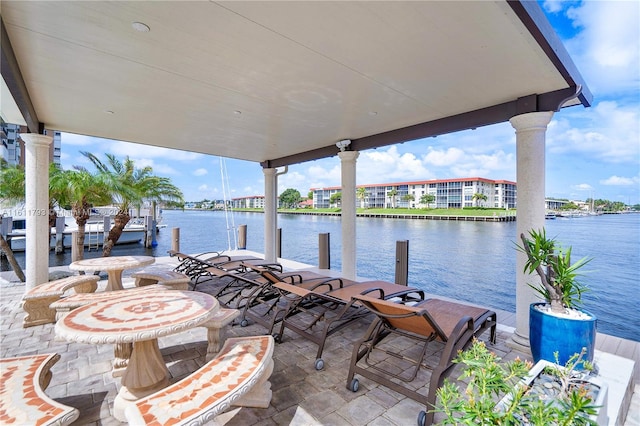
<box><xmin>191</xmin><ymin>258</ymin><xmax>284</xmax><ymax>289</ymax></box>
<box><xmin>204</xmin><ymin>268</ymin><xmax>335</xmax><ymax>331</ymax></box>
<box><xmin>237</xmin><ymin>270</ymin><xmax>354</xmax><ymax>333</ymax></box>
<box><xmin>345</xmin><ymin>295</ymin><xmax>497</xmax><ymax>426</ymax></box>
<box><xmin>272</xmin><ymin>280</ymin><xmax>425</xmax><ymax>370</ymax></box>
<box><xmin>168</xmin><ymin>250</ymin><xmax>246</xmax><ymax>278</ymax></box>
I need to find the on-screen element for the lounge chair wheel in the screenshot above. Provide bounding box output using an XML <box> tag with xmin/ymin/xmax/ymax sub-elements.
<box><xmin>417</xmin><ymin>410</ymin><xmax>426</xmax><ymax>426</ymax></box>
<box><xmin>349</xmin><ymin>378</ymin><xmax>359</xmax><ymax>392</ymax></box>
<box><xmin>314</xmin><ymin>358</ymin><xmax>324</xmax><ymax>370</ymax></box>
<box><xmin>240</xmin><ymin>319</ymin><xmax>249</xmax><ymax>327</ymax></box>
<box><xmin>272</xmin><ymin>333</ymin><xmax>282</xmax><ymax>343</ymax></box>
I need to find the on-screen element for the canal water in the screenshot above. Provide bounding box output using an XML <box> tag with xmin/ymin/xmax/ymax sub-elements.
<box><xmin>3</xmin><ymin>210</ymin><xmax>639</xmax><ymax>342</ymax></box>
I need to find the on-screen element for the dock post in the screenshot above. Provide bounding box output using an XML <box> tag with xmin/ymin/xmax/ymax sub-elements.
<box><xmin>103</xmin><ymin>216</ymin><xmax>110</xmax><ymax>250</ymax></box>
<box><xmin>71</xmin><ymin>231</ymin><xmax>80</xmax><ymax>262</ymax></box>
<box><xmin>150</xmin><ymin>201</ymin><xmax>158</xmax><ymax>247</ymax></box>
<box><xmin>145</xmin><ymin>215</ymin><xmax>154</xmax><ymax>248</ymax></box>
<box><xmin>0</xmin><ymin>217</ymin><xmax>12</xmax><ymax>255</ymax></box>
<box><xmin>55</xmin><ymin>216</ymin><xmax>65</xmax><ymax>254</ymax></box>
<box><xmin>238</xmin><ymin>224</ymin><xmax>247</xmax><ymax>249</ymax></box>
<box><xmin>172</xmin><ymin>228</ymin><xmax>180</xmax><ymax>253</ymax></box>
<box><xmin>276</xmin><ymin>228</ymin><xmax>282</xmax><ymax>258</ymax></box>
<box><xmin>395</xmin><ymin>240</ymin><xmax>409</xmax><ymax>286</ymax></box>
<box><xmin>319</xmin><ymin>233</ymin><xmax>330</xmax><ymax>269</ymax></box>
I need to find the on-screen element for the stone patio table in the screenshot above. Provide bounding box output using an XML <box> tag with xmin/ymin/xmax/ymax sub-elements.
<box><xmin>69</xmin><ymin>255</ymin><xmax>155</xmax><ymax>291</ymax></box>
<box><xmin>54</xmin><ymin>290</ymin><xmax>219</xmax><ymax>421</ymax></box>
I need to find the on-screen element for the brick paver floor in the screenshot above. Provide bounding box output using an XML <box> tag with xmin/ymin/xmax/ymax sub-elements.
<box><xmin>1</xmin><ymin>269</ymin><xmax>527</xmax><ymax>426</ymax></box>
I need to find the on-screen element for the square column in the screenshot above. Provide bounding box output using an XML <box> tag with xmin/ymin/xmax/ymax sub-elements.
<box><xmin>263</xmin><ymin>168</ymin><xmax>278</xmax><ymax>262</ymax></box>
<box><xmin>508</xmin><ymin>111</ymin><xmax>554</xmax><ymax>351</ymax></box>
<box><xmin>338</xmin><ymin>151</ymin><xmax>359</xmax><ymax>280</ymax></box>
<box><xmin>21</xmin><ymin>133</ymin><xmax>53</xmax><ymax>291</ymax></box>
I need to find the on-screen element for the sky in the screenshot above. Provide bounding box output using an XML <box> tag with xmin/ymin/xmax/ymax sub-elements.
<box><xmin>58</xmin><ymin>1</ymin><xmax>640</xmax><ymax>205</ymax></box>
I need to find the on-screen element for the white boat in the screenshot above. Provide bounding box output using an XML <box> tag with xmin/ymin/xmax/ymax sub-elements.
<box><xmin>3</xmin><ymin>218</ymin><xmax>146</xmax><ymax>252</ymax></box>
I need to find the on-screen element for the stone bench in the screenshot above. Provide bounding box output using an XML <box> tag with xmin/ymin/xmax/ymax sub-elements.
<box><xmin>131</xmin><ymin>268</ymin><xmax>191</xmax><ymax>290</ymax></box>
<box><xmin>22</xmin><ymin>275</ymin><xmax>100</xmax><ymax>327</ymax></box>
<box><xmin>124</xmin><ymin>335</ymin><xmax>275</xmax><ymax>425</ymax></box>
<box><xmin>0</xmin><ymin>353</ymin><xmax>79</xmax><ymax>425</ymax></box>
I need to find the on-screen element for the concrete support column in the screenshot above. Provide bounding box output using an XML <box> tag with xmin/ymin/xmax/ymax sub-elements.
<box><xmin>338</xmin><ymin>151</ymin><xmax>359</xmax><ymax>280</ymax></box>
<box><xmin>263</xmin><ymin>168</ymin><xmax>278</xmax><ymax>262</ymax></box>
<box><xmin>508</xmin><ymin>111</ymin><xmax>554</xmax><ymax>352</ymax></box>
<box><xmin>22</xmin><ymin>133</ymin><xmax>53</xmax><ymax>291</ymax></box>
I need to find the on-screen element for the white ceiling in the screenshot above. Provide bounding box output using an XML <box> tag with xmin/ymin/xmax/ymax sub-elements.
<box><xmin>1</xmin><ymin>1</ymin><xmax>590</xmax><ymax>166</ymax></box>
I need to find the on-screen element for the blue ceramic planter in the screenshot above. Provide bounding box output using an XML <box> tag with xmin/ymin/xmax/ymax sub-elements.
<box><xmin>529</xmin><ymin>303</ymin><xmax>596</xmax><ymax>368</ymax></box>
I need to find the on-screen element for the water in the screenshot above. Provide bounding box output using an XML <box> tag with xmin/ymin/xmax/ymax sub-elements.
<box><xmin>3</xmin><ymin>210</ymin><xmax>639</xmax><ymax>342</ymax></box>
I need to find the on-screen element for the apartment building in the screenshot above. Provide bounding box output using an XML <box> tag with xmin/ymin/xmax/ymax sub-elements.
<box><xmin>231</xmin><ymin>195</ymin><xmax>267</xmax><ymax>209</ymax></box>
<box><xmin>312</xmin><ymin>177</ymin><xmax>517</xmax><ymax>209</ymax></box>
<box><xmin>1</xmin><ymin>122</ymin><xmax>61</xmax><ymax>166</ymax></box>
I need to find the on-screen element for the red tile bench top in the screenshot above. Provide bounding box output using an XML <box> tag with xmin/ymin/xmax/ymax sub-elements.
<box><xmin>23</xmin><ymin>275</ymin><xmax>100</xmax><ymax>299</ymax></box>
<box><xmin>22</xmin><ymin>275</ymin><xmax>100</xmax><ymax>328</ymax></box>
<box><xmin>131</xmin><ymin>268</ymin><xmax>190</xmax><ymax>290</ymax></box>
<box><xmin>124</xmin><ymin>335</ymin><xmax>274</xmax><ymax>426</ymax></box>
<box><xmin>0</xmin><ymin>353</ymin><xmax>79</xmax><ymax>426</ymax></box>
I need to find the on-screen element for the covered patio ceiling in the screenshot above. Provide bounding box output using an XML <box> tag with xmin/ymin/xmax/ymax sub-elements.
<box><xmin>1</xmin><ymin>1</ymin><xmax>591</xmax><ymax>168</ymax></box>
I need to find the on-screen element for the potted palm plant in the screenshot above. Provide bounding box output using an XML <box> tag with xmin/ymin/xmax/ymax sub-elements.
<box><xmin>518</xmin><ymin>228</ymin><xmax>596</xmax><ymax>367</ymax></box>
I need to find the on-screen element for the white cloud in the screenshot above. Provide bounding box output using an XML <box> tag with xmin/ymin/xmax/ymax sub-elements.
<box><xmin>278</xmin><ymin>171</ymin><xmax>309</xmax><ymax>193</ymax></box>
<box><xmin>547</xmin><ymin>101</ymin><xmax>640</xmax><ymax>163</ymax></box>
<box><xmin>129</xmin><ymin>158</ymin><xmax>180</xmax><ymax>176</ymax></box>
<box><xmin>564</xmin><ymin>1</ymin><xmax>640</xmax><ymax>95</ymax></box>
<box><xmin>305</xmin><ymin>162</ymin><xmax>342</xmax><ymax>188</ymax></box>
<box><xmin>423</xmin><ymin>147</ymin><xmax>464</xmax><ymax>167</ymax></box>
<box><xmin>571</xmin><ymin>183</ymin><xmax>594</xmax><ymax>191</ymax></box>
<box><xmin>449</xmin><ymin>150</ymin><xmax>515</xmax><ymax>179</ymax></box>
<box><xmin>600</xmin><ymin>176</ymin><xmax>639</xmax><ymax>186</ymax></box>
<box><xmin>542</xmin><ymin>0</ymin><xmax>568</xmax><ymax>14</ymax></box>
<box><xmin>242</xmin><ymin>185</ymin><xmax>261</xmax><ymax>195</ymax></box>
<box><xmin>358</xmin><ymin>145</ymin><xmax>432</xmax><ymax>183</ymax></box>
<box><xmin>193</xmin><ymin>168</ymin><xmax>208</xmax><ymax>176</ymax></box>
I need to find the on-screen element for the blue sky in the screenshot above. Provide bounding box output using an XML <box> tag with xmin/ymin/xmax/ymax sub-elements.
<box><xmin>59</xmin><ymin>1</ymin><xmax>640</xmax><ymax>205</ymax></box>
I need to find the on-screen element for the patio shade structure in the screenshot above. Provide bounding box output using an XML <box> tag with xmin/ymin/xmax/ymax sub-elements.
<box><xmin>1</xmin><ymin>1</ymin><xmax>590</xmax><ymax>352</ymax></box>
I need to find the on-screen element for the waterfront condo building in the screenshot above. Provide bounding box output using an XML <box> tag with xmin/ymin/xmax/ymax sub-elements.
<box><xmin>231</xmin><ymin>195</ymin><xmax>268</xmax><ymax>209</ymax></box>
<box><xmin>311</xmin><ymin>177</ymin><xmax>517</xmax><ymax>209</ymax></box>
<box><xmin>0</xmin><ymin>122</ymin><xmax>62</xmax><ymax>167</ymax></box>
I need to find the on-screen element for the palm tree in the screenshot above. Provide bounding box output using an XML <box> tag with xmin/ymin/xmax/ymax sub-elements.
<box><xmin>472</xmin><ymin>193</ymin><xmax>488</xmax><ymax>207</ymax></box>
<box><xmin>402</xmin><ymin>194</ymin><xmax>415</xmax><ymax>209</ymax></box>
<box><xmin>329</xmin><ymin>192</ymin><xmax>342</xmax><ymax>208</ymax></box>
<box><xmin>420</xmin><ymin>193</ymin><xmax>435</xmax><ymax>208</ymax></box>
<box><xmin>50</xmin><ymin>167</ymin><xmax>112</xmax><ymax>259</ymax></box>
<box><xmin>388</xmin><ymin>188</ymin><xmax>398</xmax><ymax>209</ymax></box>
<box><xmin>82</xmin><ymin>153</ymin><xmax>184</xmax><ymax>256</ymax></box>
<box><xmin>0</xmin><ymin>160</ymin><xmax>26</xmax><ymax>281</ymax></box>
<box><xmin>356</xmin><ymin>187</ymin><xmax>367</xmax><ymax>209</ymax></box>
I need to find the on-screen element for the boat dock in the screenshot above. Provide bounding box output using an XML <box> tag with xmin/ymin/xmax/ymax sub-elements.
<box><xmin>280</xmin><ymin>211</ymin><xmax>517</xmax><ymax>222</ymax></box>
<box><xmin>0</xmin><ymin>253</ymin><xmax>636</xmax><ymax>425</ymax></box>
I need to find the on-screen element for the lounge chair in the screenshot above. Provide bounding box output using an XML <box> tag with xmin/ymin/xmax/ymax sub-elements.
<box><xmin>191</xmin><ymin>258</ymin><xmax>284</xmax><ymax>289</ymax></box>
<box><xmin>272</xmin><ymin>280</ymin><xmax>425</xmax><ymax>370</ymax></box>
<box><xmin>345</xmin><ymin>295</ymin><xmax>497</xmax><ymax>426</ymax></box>
<box><xmin>168</xmin><ymin>250</ymin><xmax>231</xmax><ymax>277</ymax></box>
<box><xmin>237</xmin><ymin>270</ymin><xmax>351</xmax><ymax>333</ymax></box>
<box><xmin>204</xmin><ymin>268</ymin><xmax>335</xmax><ymax>332</ymax></box>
